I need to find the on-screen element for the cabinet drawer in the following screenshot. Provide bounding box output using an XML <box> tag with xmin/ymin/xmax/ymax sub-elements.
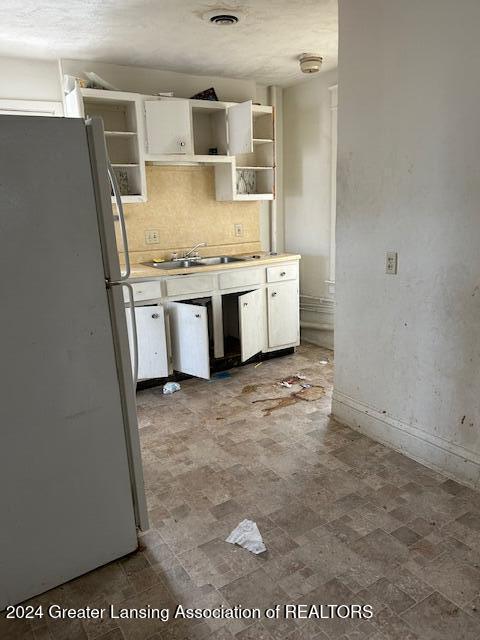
<box><xmin>166</xmin><ymin>275</ymin><xmax>215</xmax><ymax>297</ymax></box>
<box><xmin>267</xmin><ymin>263</ymin><xmax>298</xmax><ymax>283</ymax></box>
<box><xmin>124</xmin><ymin>281</ymin><xmax>162</xmax><ymax>302</ymax></box>
<box><xmin>219</xmin><ymin>268</ymin><xmax>263</xmax><ymax>290</ymax></box>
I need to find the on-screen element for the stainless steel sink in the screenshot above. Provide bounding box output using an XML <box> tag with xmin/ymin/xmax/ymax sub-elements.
<box><xmin>144</xmin><ymin>259</ymin><xmax>199</xmax><ymax>270</ymax></box>
<box><xmin>196</xmin><ymin>256</ymin><xmax>246</xmax><ymax>266</ymax></box>
<box><xmin>143</xmin><ymin>255</ymin><xmax>246</xmax><ymax>270</ymax></box>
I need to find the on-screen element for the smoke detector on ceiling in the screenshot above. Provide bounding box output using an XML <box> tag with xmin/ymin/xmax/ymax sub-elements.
<box><xmin>203</xmin><ymin>9</ymin><xmax>243</xmax><ymax>25</ymax></box>
<box><xmin>298</xmin><ymin>53</ymin><xmax>323</xmax><ymax>74</ymax></box>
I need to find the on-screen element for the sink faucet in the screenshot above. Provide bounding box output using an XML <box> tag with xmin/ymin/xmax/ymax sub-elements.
<box><xmin>184</xmin><ymin>242</ymin><xmax>207</xmax><ymax>258</ymax></box>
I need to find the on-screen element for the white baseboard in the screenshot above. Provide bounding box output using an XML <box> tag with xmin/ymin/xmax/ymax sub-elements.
<box><xmin>301</xmin><ymin>327</ymin><xmax>334</xmax><ymax>350</ymax></box>
<box><xmin>300</xmin><ymin>298</ymin><xmax>334</xmax><ymax>350</ymax></box>
<box><xmin>332</xmin><ymin>390</ymin><xmax>480</xmax><ymax>490</ymax></box>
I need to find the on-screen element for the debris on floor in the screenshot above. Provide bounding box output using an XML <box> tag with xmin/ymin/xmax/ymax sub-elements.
<box><xmin>281</xmin><ymin>374</ymin><xmax>307</xmax><ymax>386</ymax></box>
<box><xmin>253</xmin><ymin>395</ymin><xmax>298</xmax><ymax>416</ymax></box>
<box><xmin>242</xmin><ymin>383</ymin><xmax>263</xmax><ymax>394</ymax></box>
<box><xmin>244</xmin><ymin>374</ymin><xmax>313</xmax><ymax>396</ymax></box>
<box><xmin>212</xmin><ymin>370</ymin><xmax>232</xmax><ymax>380</ymax></box>
<box><xmin>319</xmin><ymin>358</ymin><xmax>329</xmax><ymax>364</ymax></box>
<box><xmin>253</xmin><ymin>385</ymin><xmax>325</xmax><ymax>416</ymax></box>
<box><xmin>226</xmin><ymin>519</ymin><xmax>266</xmax><ymax>554</ymax></box>
<box><xmin>162</xmin><ymin>381</ymin><xmax>181</xmax><ymax>395</ymax></box>
<box><xmin>295</xmin><ymin>385</ymin><xmax>325</xmax><ymax>401</ymax></box>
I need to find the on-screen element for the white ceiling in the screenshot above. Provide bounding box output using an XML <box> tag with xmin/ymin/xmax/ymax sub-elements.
<box><xmin>0</xmin><ymin>0</ymin><xmax>338</xmax><ymax>86</ymax></box>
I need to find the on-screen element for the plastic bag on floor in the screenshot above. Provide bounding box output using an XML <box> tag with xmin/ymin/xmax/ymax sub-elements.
<box><xmin>163</xmin><ymin>381</ymin><xmax>181</xmax><ymax>395</ymax></box>
<box><xmin>225</xmin><ymin>519</ymin><xmax>266</xmax><ymax>554</ymax></box>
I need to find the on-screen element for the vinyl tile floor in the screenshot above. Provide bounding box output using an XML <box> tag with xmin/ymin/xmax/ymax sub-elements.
<box><xmin>3</xmin><ymin>343</ymin><xmax>480</xmax><ymax>640</ymax></box>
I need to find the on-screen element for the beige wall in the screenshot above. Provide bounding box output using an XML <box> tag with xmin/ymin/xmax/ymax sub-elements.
<box><xmin>283</xmin><ymin>70</ymin><xmax>337</xmax><ymax>349</ymax></box>
<box><xmin>61</xmin><ymin>59</ymin><xmax>267</xmax><ymax>104</ymax></box>
<box><xmin>334</xmin><ymin>0</ymin><xmax>480</xmax><ymax>486</ymax></box>
<box><xmin>120</xmin><ymin>165</ymin><xmax>261</xmax><ymax>263</ymax></box>
<box><xmin>283</xmin><ymin>69</ymin><xmax>337</xmax><ymax>299</ymax></box>
<box><xmin>0</xmin><ymin>57</ymin><xmax>62</xmax><ymax>101</ymax></box>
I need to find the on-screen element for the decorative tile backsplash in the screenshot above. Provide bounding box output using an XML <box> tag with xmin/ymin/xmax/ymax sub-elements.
<box><xmin>118</xmin><ymin>165</ymin><xmax>262</xmax><ymax>263</ymax></box>
<box><xmin>236</xmin><ymin>169</ymin><xmax>256</xmax><ymax>195</ymax></box>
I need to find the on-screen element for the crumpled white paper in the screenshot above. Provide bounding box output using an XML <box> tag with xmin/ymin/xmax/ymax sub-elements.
<box><xmin>225</xmin><ymin>519</ymin><xmax>267</xmax><ymax>554</ymax></box>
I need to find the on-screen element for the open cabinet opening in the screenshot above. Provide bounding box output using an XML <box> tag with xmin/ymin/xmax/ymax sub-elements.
<box><xmin>84</xmin><ymin>98</ymin><xmax>143</xmax><ymax>199</ymax></box>
<box><xmin>235</xmin><ymin>167</ymin><xmax>274</xmax><ymax>199</ymax></box>
<box><xmin>222</xmin><ymin>292</ymin><xmax>243</xmax><ymax>358</ymax></box>
<box><xmin>84</xmin><ymin>100</ymin><xmax>136</xmax><ymax>133</ymax></box>
<box><xmin>192</xmin><ymin>106</ymin><xmax>228</xmax><ymax>156</ymax></box>
<box><xmin>253</xmin><ymin>112</ymin><xmax>274</xmax><ymax>141</ymax></box>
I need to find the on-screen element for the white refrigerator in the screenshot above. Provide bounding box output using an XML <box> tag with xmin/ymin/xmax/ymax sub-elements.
<box><xmin>0</xmin><ymin>114</ymin><xmax>148</xmax><ymax>608</ymax></box>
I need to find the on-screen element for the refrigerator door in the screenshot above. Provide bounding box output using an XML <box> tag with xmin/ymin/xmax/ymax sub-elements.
<box><xmin>85</xmin><ymin>118</ymin><xmax>148</xmax><ymax>530</ymax></box>
<box><xmin>0</xmin><ymin>115</ymin><xmax>144</xmax><ymax>608</ymax></box>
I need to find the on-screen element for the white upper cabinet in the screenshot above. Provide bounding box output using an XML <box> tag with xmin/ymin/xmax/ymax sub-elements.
<box><xmin>227</xmin><ymin>100</ymin><xmax>253</xmax><ymax>155</ymax></box>
<box><xmin>144</xmin><ymin>99</ymin><xmax>193</xmax><ymax>156</ymax></box>
<box><xmin>64</xmin><ymin>83</ymin><xmax>274</xmax><ymax>202</ymax></box>
<box><xmin>64</xmin><ymin>86</ymin><xmax>147</xmax><ymax>203</ymax></box>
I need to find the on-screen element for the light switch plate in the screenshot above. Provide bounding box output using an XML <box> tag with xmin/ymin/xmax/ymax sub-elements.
<box><xmin>234</xmin><ymin>223</ymin><xmax>244</xmax><ymax>237</ymax></box>
<box><xmin>385</xmin><ymin>251</ymin><xmax>398</xmax><ymax>275</ymax></box>
<box><xmin>145</xmin><ymin>229</ymin><xmax>160</xmax><ymax>245</ymax></box>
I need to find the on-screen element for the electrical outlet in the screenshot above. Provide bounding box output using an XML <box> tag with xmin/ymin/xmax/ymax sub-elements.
<box><xmin>145</xmin><ymin>229</ymin><xmax>160</xmax><ymax>245</ymax></box>
<box><xmin>234</xmin><ymin>223</ymin><xmax>244</xmax><ymax>237</ymax></box>
<box><xmin>385</xmin><ymin>251</ymin><xmax>398</xmax><ymax>275</ymax></box>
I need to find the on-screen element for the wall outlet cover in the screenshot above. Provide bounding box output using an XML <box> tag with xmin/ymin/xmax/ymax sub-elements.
<box><xmin>385</xmin><ymin>251</ymin><xmax>398</xmax><ymax>275</ymax></box>
<box><xmin>234</xmin><ymin>223</ymin><xmax>244</xmax><ymax>237</ymax></box>
<box><xmin>145</xmin><ymin>229</ymin><xmax>160</xmax><ymax>245</ymax></box>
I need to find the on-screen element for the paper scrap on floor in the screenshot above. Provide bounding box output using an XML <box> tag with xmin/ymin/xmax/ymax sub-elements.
<box><xmin>226</xmin><ymin>519</ymin><xmax>266</xmax><ymax>554</ymax></box>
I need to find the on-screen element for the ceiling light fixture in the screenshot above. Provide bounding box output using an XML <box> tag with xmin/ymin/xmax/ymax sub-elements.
<box><xmin>203</xmin><ymin>10</ymin><xmax>242</xmax><ymax>25</ymax></box>
<box><xmin>298</xmin><ymin>53</ymin><xmax>323</xmax><ymax>74</ymax></box>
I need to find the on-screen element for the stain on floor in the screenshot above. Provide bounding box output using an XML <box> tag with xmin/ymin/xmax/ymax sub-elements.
<box><xmin>252</xmin><ymin>383</ymin><xmax>325</xmax><ymax>417</ymax></box>
<box><xmin>3</xmin><ymin>343</ymin><xmax>480</xmax><ymax>640</ymax></box>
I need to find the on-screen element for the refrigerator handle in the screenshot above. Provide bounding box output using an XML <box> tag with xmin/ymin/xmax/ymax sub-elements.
<box><xmin>106</xmin><ymin>280</ymin><xmax>148</xmax><ymax>530</ymax></box>
<box><xmin>107</xmin><ymin>161</ymin><xmax>131</xmax><ymax>281</ymax></box>
<box><xmin>122</xmin><ymin>282</ymin><xmax>139</xmax><ymax>386</ymax></box>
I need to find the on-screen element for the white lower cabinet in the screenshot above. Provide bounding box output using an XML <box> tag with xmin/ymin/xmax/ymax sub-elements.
<box><xmin>238</xmin><ymin>289</ymin><xmax>265</xmax><ymax>361</ymax></box>
<box><xmin>267</xmin><ymin>282</ymin><xmax>300</xmax><ymax>348</ymax></box>
<box><xmin>126</xmin><ymin>305</ymin><xmax>170</xmax><ymax>380</ymax></box>
<box><xmin>167</xmin><ymin>301</ymin><xmax>211</xmax><ymax>380</ymax></box>
<box><xmin>126</xmin><ymin>261</ymin><xmax>300</xmax><ymax>382</ymax></box>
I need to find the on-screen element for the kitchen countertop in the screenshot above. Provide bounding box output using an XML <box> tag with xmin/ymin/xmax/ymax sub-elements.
<box><xmin>126</xmin><ymin>252</ymin><xmax>301</xmax><ymax>281</ymax></box>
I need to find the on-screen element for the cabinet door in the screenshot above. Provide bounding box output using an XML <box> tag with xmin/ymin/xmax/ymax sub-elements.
<box><xmin>168</xmin><ymin>302</ymin><xmax>210</xmax><ymax>379</ymax></box>
<box><xmin>64</xmin><ymin>85</ymin><xmax>84</xmax><ymax>118</ymax></box>
<box><xmin>267</xmin><ymin>283</ymin><xmax>300</xmax><ymax>348</ymax></box>
<box><xmin>144</xmin><ymin>99</ymin><xmax>192</xmax><ymax>155</ymax></box>
<box><xmin>126</xmin><ymin>306</ymin><xmax>169</xmax><ymax>380</ymax></box>
<box><xmin>239</xmin><ymin>289</ymin><xmax>264</xmax><ymax>361</ymax></box>
<box><xmin>227</xmin><ymin>100</ymin><xmax>253</xmax><ymax>155</ymax></box>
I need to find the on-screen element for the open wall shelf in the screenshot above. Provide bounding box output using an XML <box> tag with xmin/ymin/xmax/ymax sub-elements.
<box><xmin>64</xmin><ymin>85</ymin><xmax>274</xmax><ymax>203</ymax></box>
